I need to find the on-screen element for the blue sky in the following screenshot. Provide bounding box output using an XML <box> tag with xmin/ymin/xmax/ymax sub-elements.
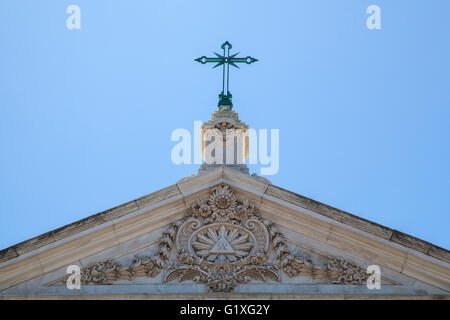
<box><xmin>1</xmin><ymin>0</ymin><xmax>449</xmax><ymax>251</ymax></box>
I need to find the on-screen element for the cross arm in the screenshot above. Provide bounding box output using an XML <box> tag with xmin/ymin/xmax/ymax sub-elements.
<box><xmin>195</xmin><ymin>56</ymin><xmax>223</xmax><ymax>64</ymax></box>
<box><xmin>228</xmin><ymin>56</ymin><xmax>258</xmax><ymax>64</ymax></box>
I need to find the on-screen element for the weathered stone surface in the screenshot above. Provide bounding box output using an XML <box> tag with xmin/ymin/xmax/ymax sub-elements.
<box><xmin>0</xmin><ymin>254</ymin><xmax>43</xmax><ymax>291</ymax></box>
<box><xmin>135</xmin><ymin>185</ymin><xmax>180</xmax><ymax>209</ymax></box>
<box><xmin>428</xmin><ymin>246</ymin><xmax>450</xmax><ymax>264</ymax></box>
<box><xmin>402</xmin><ymin>253</ymin><xmax>450</xmax><ymax>291</ymax></box>
<box><xmin>0</xmin><ymin>247</ymin><xmax>18</xmax><ymax>264</ymax></box>
<box><xmin>52</xmin><ymin>215</ymin><xmax>105</xmax><ymax>242</ymax></box>
<box><xmin>390</xmin><ymin>230</ymin><xmax>432</xmax><ymax>255</ymax></box>
<box><xmin>99</xmin><ymin>200</ymin><xmax>139</xmax><ymax>222</ymax></box>
<box><xmin>14</xmin><ymin>232</ymin><xmax>56</xmax><ymax>256</ymax></box>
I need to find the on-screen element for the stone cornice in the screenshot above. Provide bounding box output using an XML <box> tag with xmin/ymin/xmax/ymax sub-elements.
<box><xmin>0</xmin><ymin>184</ymin><xmax>181</xmax><ymax>264</ymax></box>
<box><xmin>263</xmin><ymin>184</ymin><xmax>450</xmax><ymax>264</ymax></box>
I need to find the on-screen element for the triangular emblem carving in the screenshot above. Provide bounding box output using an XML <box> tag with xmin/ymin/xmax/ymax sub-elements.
<box><xmin>210</xmin><ymin>236</ymin><xmax>235</xmax><ymax>254</ymax></box>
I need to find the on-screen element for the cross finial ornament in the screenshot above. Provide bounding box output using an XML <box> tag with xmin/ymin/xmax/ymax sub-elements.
<box><xmin>195</xmin><ymin>41</ymin><xmax>258</xmax><ymax>110</ymax></box>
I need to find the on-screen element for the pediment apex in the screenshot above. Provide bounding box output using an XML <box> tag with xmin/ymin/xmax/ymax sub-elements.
<box><xmin>175</xmin><ymin>166</ymin><xmax>270</xmax><ymax>196</ymax></box>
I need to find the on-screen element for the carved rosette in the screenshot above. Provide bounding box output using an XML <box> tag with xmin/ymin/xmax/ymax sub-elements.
<box><xmin>59</xmin><ymin>185</ymin><xmax>369</xmax><ymax>291</ymax></box>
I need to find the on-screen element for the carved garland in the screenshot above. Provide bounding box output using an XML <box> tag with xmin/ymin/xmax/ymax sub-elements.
<box><xmin>63</xmin><ymin>185</ymin><xmax>368</xmax><ymax>292</ymax></box>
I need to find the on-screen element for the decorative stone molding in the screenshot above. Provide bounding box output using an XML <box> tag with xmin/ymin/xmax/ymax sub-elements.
<box><xmin>214</xmin><ymin>121</ymin><xmax>236</xmax><ymax>132</ymax></box>
<box><xmin>82</xmin><ymin>260</ymin><xmax>121</xmax><ymax>285</ymax></box>
<box><xmin>326</xmin><ymin>258</ymin><xmax>368</xmax><ymax>285</ymax></box>
<box><xmin>58</xmin><ymin>185</ymin><xmax>370</xmax><ymax>291</ymax></box>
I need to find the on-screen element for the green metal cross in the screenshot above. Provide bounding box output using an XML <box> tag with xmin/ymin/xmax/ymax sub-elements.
<box><xmin>195</xmin><ymin>41</ymin><xmax>258</xmax><ymax>109</ymax></box>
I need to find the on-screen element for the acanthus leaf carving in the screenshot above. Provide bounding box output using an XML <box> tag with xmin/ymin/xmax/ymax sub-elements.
<box><xmin>326</xmin><ymin>257</ymin><xmax>368</xmax><ymax>285</ymax></box>
<box><xmin>81</xmin><ymin>260</ymin><xmax>121</xmax><ymax>285</ymax></box>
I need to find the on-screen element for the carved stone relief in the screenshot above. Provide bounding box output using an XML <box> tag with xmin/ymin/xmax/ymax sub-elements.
<box><xmin>57</xmin><ymin>185</ymin><xmax>370</xmax><ymax>292</ymax></box>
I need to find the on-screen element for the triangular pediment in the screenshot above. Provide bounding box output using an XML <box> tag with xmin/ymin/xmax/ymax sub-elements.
<box><xmin>0</xmin><ymin>167</ymin><xmax>449</xmax><ymax>299</ymax></box>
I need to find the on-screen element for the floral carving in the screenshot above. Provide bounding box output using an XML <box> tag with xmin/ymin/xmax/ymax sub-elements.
<box><xmin>236</xmin><ymin>199</ymin><xmax>256</xmax><ymax>220</ymax></box>
<box><xmin>82</xmin><ymin>260</ymin><xmax>121</xmax><ymax>285</ymax></box>
<box><xmin>206</xmin><ymin>185</ymin><xmax>238</xmax><ymax>221</ymax></box>
<box><xmin>127</xmin><ymin>255</ymin><xmax>163</xmax><ymax>280</ymax></box>
<box><xmin>191</xmin><ymin>199</ymin><xmax>211</xmax><ymax>218</ymax></box>
<box><xmin>326</xmin><ymin>258</ymin><xmax>368</xmax><ymax>284</ymax></box>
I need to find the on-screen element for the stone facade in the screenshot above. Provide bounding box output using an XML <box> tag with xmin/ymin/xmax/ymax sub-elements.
<box><xmin>0</xmin><ymin>167</ymin><xmax>449</xmax><ymax>299</ymax></box>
